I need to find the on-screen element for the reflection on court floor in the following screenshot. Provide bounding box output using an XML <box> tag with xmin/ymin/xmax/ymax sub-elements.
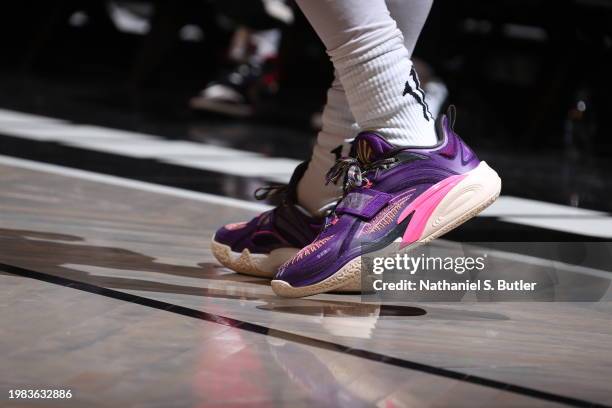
<box><xmin>2</xmin><ymin>157</ymin><xmax>611</xmax><ymax>407</ymax></box>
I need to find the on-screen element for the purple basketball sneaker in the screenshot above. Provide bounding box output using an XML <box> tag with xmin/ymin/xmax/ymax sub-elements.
<box><xmin>211</xmin><ymin>162</ymin><xmax>324</xmax><ymax>277</ymax></box>
<box><xmin>272</xmin><ymin>108</ymin><xmax>502</xmax><ymax>297</ymax></box>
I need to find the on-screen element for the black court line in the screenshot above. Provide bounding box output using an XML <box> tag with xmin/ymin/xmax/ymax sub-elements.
<box><xmin>1</xmin><ymin>263</ymin><xmax>608</xmax><ymax>408</ymax></box>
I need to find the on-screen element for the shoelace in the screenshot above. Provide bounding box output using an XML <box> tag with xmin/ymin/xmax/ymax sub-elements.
<box><xmin>255</xmin><ymin>156</ymin><xmax>396</xmax><ymax>229</ymax></box>
<box><xmin>254</xmin><ymin>184</ymin><xmax>287</xmax><ymax>201</ymax></box>
<box><xmin>322</xmin><ymin>156</ymin><xmax>397</xmax><ymax>229</ymax></box>
<box><xmin>325</xmin><ymin>156</ymin><xmax>398</xmax><ymax>193</ymax></box>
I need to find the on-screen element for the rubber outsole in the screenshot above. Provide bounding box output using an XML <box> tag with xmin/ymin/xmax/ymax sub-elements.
<box><xmin>210</xmin><ymin>238</ymin><xmax>363</xmax><ymax>293</ymax></box>
<box><xmin>210</xmin><ymin>239</ymin><xmax>292</xmax><ymax>278</ymax></box>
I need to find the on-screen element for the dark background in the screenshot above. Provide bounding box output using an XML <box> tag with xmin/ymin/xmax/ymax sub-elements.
<box><xmin>1</xmin><ymin>0</ymin><xmax>611</xmax><ymax>211</ymax></box>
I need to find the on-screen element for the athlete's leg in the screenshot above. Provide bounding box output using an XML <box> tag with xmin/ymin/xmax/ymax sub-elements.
<box><xmin>386</xmin><ymin>0</ymin><xmax>433</xmax><ymax>56</ymax></box>
<box><xmin>297</xmin><ymin>0</ymin><xmax>435</xmax><ymax>215</ymax></box>
<box><xmin>294</xmin><ymin>0</ymin><xmax>436</xmax><ymax>146</ymax></box>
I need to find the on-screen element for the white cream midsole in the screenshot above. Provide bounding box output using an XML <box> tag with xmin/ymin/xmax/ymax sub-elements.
<box><xmin>419</xmin><ymin>161</ymin><xmax>502</xmax><ymax>240</ymax></box>
<box><xmin>211</xmin><ymin>238</ymin><xmax>298</xmax><ymax>277</ymax></box>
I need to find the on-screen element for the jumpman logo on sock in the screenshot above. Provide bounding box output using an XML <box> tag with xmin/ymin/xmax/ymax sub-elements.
<box><xmin>402</xmin><ymin>67</ymin><xmax>433</xmax><ymax>121</ymax></box>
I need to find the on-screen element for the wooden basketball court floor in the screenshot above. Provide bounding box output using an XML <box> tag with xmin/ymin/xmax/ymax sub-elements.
<box><xmin>2</xmin><ymin>155</ymin><xmax>612</xmax><ymax>408</ymax></box>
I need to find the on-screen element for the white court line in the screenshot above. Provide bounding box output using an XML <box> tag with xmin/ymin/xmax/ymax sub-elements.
<box><xmin>2</xmin><ymin>108</ymin><xmax>612</xmax><ymax>237</ymax></box>
<box><xmin>0</xmin><ymin>155</ymin><xmax>271</xmax><ymax>213</ymax></box>
<box><xmin>64</xmin><ymin>140</ymin><xmax>260</xmax><ymax>158</ymax></box>
<box><xmin>0</xmin><ymin>124</ymin><xmax>155</xmax><ymax>142</ymax></box>
<box><xmin>480</xmin><ymin>195</ymin><xmax>607</xmax><ymax>217</ymax></box>
<box><xmin>0</xmin><ymin>108</ymin><xmax>298</xmax><ymax>183</ymax></box>
<box><xmin>481</xmin><ymin>196</ymin><xmax>612</xmax><ymax>239</ymax></box>
<box><xmin>62</xmin><ymin>140</ymin><xmax>260</xmax><ymax>159</ymax></box>
<box><xmin>0</xmin><ymin>108</ymin><xmax>64</xmax><ymax>124</ymax></box>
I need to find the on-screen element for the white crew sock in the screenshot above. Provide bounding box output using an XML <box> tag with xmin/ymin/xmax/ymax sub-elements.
<box><xmin>329</xmin><ymin>27</ymin><xmax>437</xmax><ymax>147</ymax></box>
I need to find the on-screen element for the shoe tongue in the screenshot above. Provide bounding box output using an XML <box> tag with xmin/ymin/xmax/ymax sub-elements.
<box><xmin>351</xmin><ymin>131</ymin><xmax>395</xmax><ymax>165</ymax></box>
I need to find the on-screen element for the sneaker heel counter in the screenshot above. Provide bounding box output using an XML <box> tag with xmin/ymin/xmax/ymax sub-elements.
<box><xmin>442</xmin><ymin>115</ymin><xmax>480</xmax><ymax>168</ymax></box>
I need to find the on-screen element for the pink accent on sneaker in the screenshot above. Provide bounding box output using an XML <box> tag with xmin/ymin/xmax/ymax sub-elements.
<box><xmin>397</xmin><ymin>174</ymin><xmax>467</xmax><ymax>248</ymax></box>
